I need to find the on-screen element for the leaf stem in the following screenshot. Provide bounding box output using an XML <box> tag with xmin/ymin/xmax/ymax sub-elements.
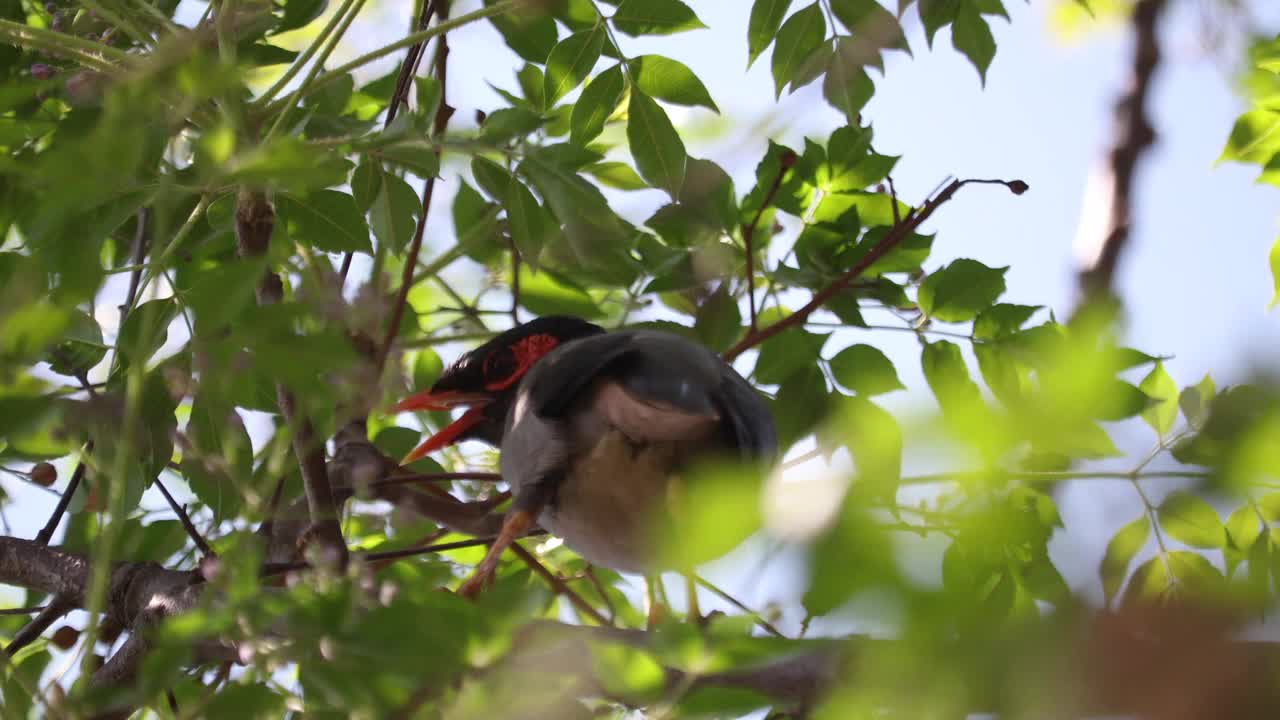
<box><xmin>255</xmin><ymin>0</ymin><xmax>361</xmax><ymax>108</ymax></box>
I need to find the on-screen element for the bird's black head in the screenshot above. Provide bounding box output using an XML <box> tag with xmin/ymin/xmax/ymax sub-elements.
<box><xmin>392</xmin><ymin>315</ymin><xmax>604</xmax><ymax>463</ymax></box>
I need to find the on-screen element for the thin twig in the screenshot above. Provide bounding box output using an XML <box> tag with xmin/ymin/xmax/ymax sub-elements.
<box><xmin>256</xmin><ymin>531</ymin><xmax>545</xmax><ymax>576</ymax></box>
<box><xmin>121</xmin><ymin>208</ymin><xmax>150</xmax><ymax>314</ymax></box>
<box><xmin>34</xmin><ymin>459</ymin><xmax>88</xmax><ymax>545</ymax></box>
<box><xmin>0</xmin><ymin>606</ymin><xmax>47</xmax><ymax>616</ymax></box>
<box><xmin>4</xmin><ymin>597</ymin><xmax>73</xmax><ymax>656</ymax></box>
<box><xmin>153</xmin><ymin>478</ymin><xmax>212</xmax><ymax>556</ymax></box>
<box><xmin>510</xmin><ymin>543</ymin><xmax>611</xmax><ymax>626</ymax></box>
<box><xmin>694</xmin><ymin>576</ymin><xmax>785</xmax><ymax>638</ymax></box>
<box><xmin>370</xmin><ymin>471</ymin><xmax>502</xmax><ymax>488</ymax></box>
<box><xmin>509</xmin><ymin>237</ymin><xmax>521</xmax><ymax>324</ymax></box>
<box><xmin>339</xmin><ymin>0</ymin><xmax>441</xmax><ymax>286</ymax></box>
<box><xmin>741</xmin><ymin>150</ymin><xmax>794</xmax><ymax>332</ymax></box>
<box><xmin>723</xmin><ymin>177</ymin><xmax>1027</xmax><ymax>361</ymax></box>
<box><xmin>376</xmin><ymin>2</ymin><xmax>454</xmax><ymax>373</ymax></box>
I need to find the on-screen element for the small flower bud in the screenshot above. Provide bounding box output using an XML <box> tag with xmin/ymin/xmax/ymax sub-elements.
<box><xmin>1007</xmin><ymin>179</ymin><xmax>1029</xmax><ymax>195</ymax></box>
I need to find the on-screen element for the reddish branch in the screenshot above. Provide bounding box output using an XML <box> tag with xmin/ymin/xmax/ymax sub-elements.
<box><xmin>1076</xmin><ymin>0</ymin><xmax>1168</xmax><ymax>303</ymax></box>
<box><xmin>724</xmin><ymin>177</ymin><xmax>1027</xmax><ymax>361</ymax></box>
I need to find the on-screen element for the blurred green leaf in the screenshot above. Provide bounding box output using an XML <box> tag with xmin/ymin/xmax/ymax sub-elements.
<box><xmin>830</xmin><ymin>0</ymin><xmax>909</xmax><ymax>61</ymax></box>
<box><xmin>973</xmin><ymin>303</ymin><xmax>1041</xmax><ymax>340</ymax></box>
<box><xmin>754</xmin><ymin>328</ymin><xmax>828</xmax><ymax>384</ymax></box>
<box><xmin>45</xmin><ymin>310</ymin><xmax>105</xmax><ymax>377</ymax></box>
<box><xmin>586</xmin><ymin>161</ymin><xmax>648</xmax><ymax>190</ymax></box>
<box><xmin>748</xmin><ymin>0</ymin><xmax>793</xmax><ymax>67</ymax></box>
<box><xmin>277</xmin><ymin>190</ymin><xmax>371</xmax><ymax>254</ymax></box>
<box><xmin>694</xmin><ymin>285</ymin><xmax>742</xmax><ymax>352</ymax></box>
<box><xmin>517</xmin><ymin>267</ymin><xmax>602</xmax><ymax>317</ymax></box>
<box><xmin>773</xmin><ymin>366</ymin><xmax>829</xmax><ymax>449</ymax></box>
<box><xmin>1178</xmin><ymin>373</ymin><xmax>1216</xmax><ymax>429</ymax></box>
<box><xmin>486</xmin><ymin>0</ymin><xmax>558</xmax><ymax>64</ymax></box>
<box><xmin>658</xmin><ymin>461</ymin><xmax>763</xmax><ymax>568</ymax></box>
<box><xmin>117</xmin><ymin>298</ymin><xmax>178</xmax><ymax>366</ymax></box>
<box><xmin>506</xmin><ymin>173</ymin><xmax>549</xmax><ymax>265</ymax></box>
<box><xmin>1268</xmin><ymin>235</ymin><xmax>1279</xmax><ymax>309</ymax></box>
<box><xmin>1100</xmin><ymin>514</ymin><xmax>1148</xmax><ymax>604</ymax></box>
<box><xmin>1139</xmin><ymin>361</ymin><xmax>1178</xmax><ymax>436</ymax></box>
<box><xmin>1220</xmin><ymin>109</ymin><xmax>1280</xmax><ymax>165</ymax></box>
<box><xmin>919</xmin><ymin>0</ymin><xmax>960</xmax><ymax>46</ymax></box>
<box><xmin>829</xmin><ymin>343</ymin><xmax>904</xmax><ymax>396</ymax></box>
<box><xmin>369</xmin><ymin>171</ymin><xmax>421</xmax><ymax>254</ymax></box>
<box><xmin>613</xmin><ymin>0</ymin><xmax>706</xmax><ymax>36</ymax></box>
<box><xmin>1158</xmin><ymin>491</ymin><xmax>1226</xmax><ymax>549</ymax></box>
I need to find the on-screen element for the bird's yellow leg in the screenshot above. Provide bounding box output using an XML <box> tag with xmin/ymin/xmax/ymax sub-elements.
<box><xmin>457</xmin><ymin>508</ymin><xmax>536</xmax><ymax>599</ymax></box>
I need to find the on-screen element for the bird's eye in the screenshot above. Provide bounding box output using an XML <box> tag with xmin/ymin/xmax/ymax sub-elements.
<box><xmin>482</xmin><ymin>348</ymin><xmax>517</xmax><ymax>385</ymax></box>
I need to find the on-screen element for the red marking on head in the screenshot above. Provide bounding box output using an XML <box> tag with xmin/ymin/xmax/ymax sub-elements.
<box><xmin>483</xmin><ymin>333</ymin><xmax>558</xmax><ymax>391</ymax></box>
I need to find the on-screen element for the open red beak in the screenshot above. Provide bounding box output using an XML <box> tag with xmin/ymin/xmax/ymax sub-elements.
<box><xmin>391</xmin><ymin>389</ymin><xmax>492</xmax><ymax>465</ymax></box>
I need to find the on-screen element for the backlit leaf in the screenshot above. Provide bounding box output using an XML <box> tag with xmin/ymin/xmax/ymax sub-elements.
<box><xmin>612</xmin><ymin>0</ymin><xmax>706</xmax><ymax>36</ymax></box>
<box><xmin>626</xmin><ymin>90</ymin><xmax>687</xmax><ymax>197</ymax></box>
<box><xmin>630</xmin><ymin>55</ymin><xmax>718</xmax><ymax>112</ymax></box>
<box><xmin>1100</xmin><ymin>514</ymin><xmax>1148</xmax><ymax>603</ymax></box>
<box><xmin>748</xmin><ymin>0</ymin><xmax>793</xmax><ymax>67</ymax></box>
<box><xmin>570</xmin><ymin>64</ymin><xmax>626</xmax><ymax>144</ymax></box>
<box><xmin>1139</xmin><ymin>361</ymin><xmax>1178</xmax><ymax>436</ymax></box>
<box><xmin>771</xmin><ymin>3</ymin><xmax>825</xmax><ymax>97</ymax></box>
<box><xmin>1158</xmin><ymin>491</ymin><xmax>1226</xmax><ymax>549</ymax></box>
<box><xmin>829</xmin><ymin>344</ymin><xmax>904</xmax><ymax>396</ymax></box>
<box><xmin>544</xmin><ymin>26</ymin><xmax>606</xmax><ymax>106</ymax></box>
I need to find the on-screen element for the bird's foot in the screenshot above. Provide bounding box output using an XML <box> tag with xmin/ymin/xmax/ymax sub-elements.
<box><xmin>454</xmin><ymin>507</ymin><xmax>537</xmax><ymax>601</ymax></box>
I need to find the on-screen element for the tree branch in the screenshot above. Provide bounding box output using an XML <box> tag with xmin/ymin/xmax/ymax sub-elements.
<box><xmin>1074</xmin><ymin>0</ymin><xmax>1167</xmax><ymax>306</ymax></box>
<box><xmin>741</xmin><ymin>149</ymin><xmax>794</xmax><ymax>333</ymax></box>
<box><xmin>234</xmin><ymin>189</ymin><xmax>348</xmax><ymax>570</ymax></box>
<box><xmin>724</xmin><ymin>177</ymin><xmax>1027</xmax><ymax>361</ymax></box>
<box><xmin>376</xmin><ymin>0</ymin><xmax>454</xmax><ymax>374</ymax></box>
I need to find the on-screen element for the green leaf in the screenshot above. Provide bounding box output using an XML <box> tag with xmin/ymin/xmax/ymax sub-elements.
<box><xmin>586</xmin><ymin>161</ymin><xmax>648</xmax><ymax>190</ymax></box>
<box><xmin>517</xmin><ymin>63</ymin><xmax>547</xmax><ymax>108</ymax></box>
<box><xmin>771</xmin><ymin>3</ymin><xmax>826</xmax><ymax>97</ymax></box>
<box><xmin>835</xmin><ymin>395</ymin><xmax>901</xmax><ymax>490</ymax></box>
<box><xmin>1220</xmin><ymin>109</ymin><xmax>1280</xmax><ymax>165</ymax></box>
<box><xmin>350</xmin><ymin>159</ymin><xmax>382</xmax><ymax>211</ymax></box>
<box><xmin>1268</xmin><ymin>235</ymin><xmax>1280</xmax><ymax>309</ymax></box>
<box><xmin>506</xmin><ymin>175</ymin><xmax>548</xmax><ymax>265</ymax></box>
<box><xmin>1139</xmin><ymin>361</ymin><xmax>1178</xmax><ymax>436</ymax></box>
<box><xmin>630</xmin><ymin>55</ymin><xmax>718</xmax><ymax>112</ymax></box>
<box><xmin>748</xmin><ymin>0</ymin><xmax>793</xmax><ymax>68</ymax></box>
<box><xmin>517</xmin><ymin>267</ymin><xmax>602</xmax><ymax>317</ymax></box>
<box><xmin>183</xmin><ymin>397</ymin><xmax>251</xmax><ymax>523</ymax></box>
<box><xmin>486</xmin><ymin>0</ymin><xmax>558</xmax><ymax>63</ymax></box>
<box><xmin>626</xmin><ymin>90</ymin><xmax>688</xmax><ymax>197</ymax></box>
<box><xmin>829</xmin><ymin>343</ymin><xmax>904</xmax><ymax>396</ymax></box>
<box><xmin>117</xmin><ymin>298</ymin><xmax>178</xmax><ymax>366</ymax></box>
<box><xmin>471</xmin><ymin>156</ymin><xmax>516</xmax><ymax>200</ymax></box>
<box><xmin>657</xmin><ymin>462</ymin><xmax>764</xmax><ymax>568</ymax></box>
<box><xmin>773</xmin><ymin>366</ymin><xmax>830</xmax><ymax>449</ymax></box>
<box><xmin>918</xmin><ymin>258</ymin><xmax>1008</xmax><ymax>322</ymax></box>
<box><xmin>1226</xmin><ymin>503</ymin><xmax>1262</xmax><ymax>552</ymax></box>
<box><xmin>452</xmin><ymin>180</ymin><xmax>502</xmax><ymax>263</ymax></box>
<box><xmin>377</xmin><ymin>143</ymin><xmax>440</xmax><ymax>178</ymax></box>
<box><xmin>1099</xmin><ymin>514</ymin><xmax>1149</xmax><ymax>603</ymax></box>
<box><xmin>694</xmin><ymin>286</ymin><xmax>742</xmax><ymax>352</ymax></box>
<box><xmin>369</xmin><ymin>171</ymin><xmax>420</xmax><ymax>254</ymax></box>
<box><xmin>612</xmin><ymin>0</ymin><xmax>707</xmax><ymax>36</ymax></box>
<box><xmin>409</xmin><ymin>348</ymin><xmax>444</xmax><ymax>390</ymax></box>
<box><xmin>1178</xmin><ymin>373</ymin><xmax>1216</xmax><ymax>428</ymax></box>
<box><xmin>1158</xmin><ymin>491</ymin><xmax>1226</xmax><ymax>549</ymax></box>
<box><xmin>544</xmin><ymin>26</ymin><xmax>606</xmax><ymax>106</ymax></box>
<box><xmin>973</xmin><ymin>303</ymin><xmax>1041</xmax><ymax>340</ymax></box>
<box><xmin>570</xmin><ymin>63</ymin><xmax>626</xmax><ymax>144</ymax></box>
<box><xmin>824</xmin><ymin>38</ymin><xmax>876</xmax><ymax>121</ymax></box>
<box><xmin>46</xmin><ymin>311</ymin><xmax>106</xmax><ymax>377</ymax></box>
<box><xmin>829</xmin><ymin>0</ymin><xmax>909</xmax><ymax>61</ymax></box>
<box><xmin>921</xmin><ymin>340</ymin><xmax>986</xmax><ymax>420</ymax></box>
<box><xmin>479</xmin><ymin>107</ymin><xmax>545</xmax><ymax>142</ymax></box>
<box><xmin>754</xmin><ymin>329</ymin><xmax>828</xmax><ymax>384</ymax></box>
<box><xmin>918</xmin><ymin>0</ymin><xmax>960</xmax><ymax>46</ymax></box>
<box><xmin>952</xmin><ymin>3</ymin><xmax>996</xmax><ymax>82</ymax></box>
<box><xmin>278</xmin><ymin>190</ymin><xmax>371</xmax><ymax>254</ymax></box>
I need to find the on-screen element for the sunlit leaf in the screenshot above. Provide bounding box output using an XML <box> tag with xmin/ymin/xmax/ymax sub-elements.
<box><xmin>1139</xmin><ymin>361</ymin><xmax>1178</xmax><ymax>436</ymax></box>
<box><xmin>919</xmin><ymin>259</ymin><xmax>1008</xmax><ymax>323</ymax></box>
<box><xmin>1100</xmin><ymin>514</ymin><xmax>1148</xmax><ymax>603</ymax></box>
<box><xmin>630</xmin><ymin>55</ymin><xmax>718</xmax><ymax>112</ymax></box>
<box><xmin>570</xmin><ymin>64</ymin><xmax>626</xmax><ymax>144</ymax></box>
<box><xmin>1158</xmin><ymin>491</ymin><xmax>1226</xmax><ymax>549</ymax></box>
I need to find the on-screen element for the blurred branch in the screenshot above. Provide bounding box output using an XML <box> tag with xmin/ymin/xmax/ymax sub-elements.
<box><xmin>1074</xmin><ymin>0</ymin><xmax>1168</xmax><ymax>308</ymax></box>
<box><xmin>153</xmin><ymin>477</ymin><xmax>212</xmax><ymax>556</ymax></box>
<box><xmin>742</xmin><ymin>149</ymin><xmax>795</xmax><ymax>333</ymax></box>
<box><xmin>34</xmin><ymin>457</ymin><xmax>88</xmax><ymax>545</ymax></box>
<box><xmin>724</xmin><ymin>177</ymin><xmax>1027</xmax><ymax>361</ymax></box>
<box><xmin>234</xmin><ymin>189</ymin><xmax>348</xmax><ymax>571</ymax></box>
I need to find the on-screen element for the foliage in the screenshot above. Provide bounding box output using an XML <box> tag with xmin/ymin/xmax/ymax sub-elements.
<box><xmin>0</xmin><ymin>0</ymin><xmax>1276</xmax><ymax>718</ymax></box>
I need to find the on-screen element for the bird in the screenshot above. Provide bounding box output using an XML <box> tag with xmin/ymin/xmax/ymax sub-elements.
<box><xmin>392</xmin><ymin>315</ymin><xmax>776</xmax><ymax>604</ymax></box>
